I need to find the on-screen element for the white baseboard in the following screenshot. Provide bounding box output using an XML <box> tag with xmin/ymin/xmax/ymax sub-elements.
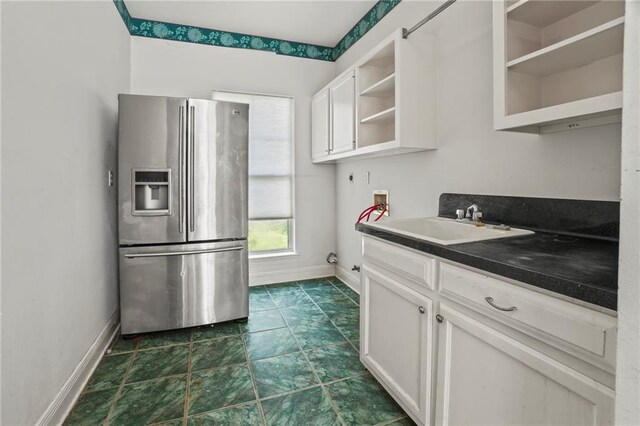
<box><xmin>250</xmin><ymin>265</ymin><xmax>335</xmax><ymax>286</ymax></box>
<box><xmin>336</xmin><ymin>265</ymin><xmax>360</xmax><ymax>293</ymax></box>
<box><xmin>37</xmin><ymin>310</ymin><xmax>120</xmax><ymax>426</ymax></box>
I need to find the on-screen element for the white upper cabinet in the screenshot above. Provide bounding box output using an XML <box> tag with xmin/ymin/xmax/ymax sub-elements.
<box><xmin>493</xmin><ymin>0</ymin><xmax>625</xmax><ymax>133</ymax></box>
<box><xmin>312</xmin><ymin>28</ymin><xmax>437</xmax><ymax>163</ymax></box>
<box><xmin>330</xmin><ymin>70</ymin><xmax>356</xmax><ymax>154</ymax></box>
<box><xmin>311</xmin><ymin>89</ymin><xmax>330</xmax><ymax>161</ymax></box>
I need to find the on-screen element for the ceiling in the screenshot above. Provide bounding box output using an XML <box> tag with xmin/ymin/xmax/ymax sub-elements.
<box><xmin>126</xmin><ymin>1</ymin><xmax>378</xmax><ymax>47</ymax></box>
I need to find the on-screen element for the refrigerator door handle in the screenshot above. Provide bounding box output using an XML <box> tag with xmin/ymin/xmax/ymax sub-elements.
<box><xmin>189</xmin><ymin>105</ymin><xmax>196</xmax><ymax>233</ymax></box>
<box><xmin>124</xmin><ymin>246</ymin><xmax>244</xmax><ymax>258</ymax></box>
<box><xmin>178</xmin><ymin>106</ymin><xmax>185</xmax><ymax>234</ymax></box>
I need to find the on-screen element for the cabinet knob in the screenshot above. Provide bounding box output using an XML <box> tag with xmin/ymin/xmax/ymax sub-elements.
<box><xmin>436</xmin><ymin>314</ymin><xmax>444</xmax><ymax>323</ymax></box>
<box><xmin>418</xmin><ymin>306</ymin><xmax>426</xmax><ymax>314</ymax></box>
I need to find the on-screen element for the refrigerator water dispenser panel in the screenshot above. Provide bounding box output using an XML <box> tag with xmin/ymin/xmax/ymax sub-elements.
<box><xmin>132</xmin><ymin>169</ymin><xmax>171</xmax><ymax>215</ymax></box>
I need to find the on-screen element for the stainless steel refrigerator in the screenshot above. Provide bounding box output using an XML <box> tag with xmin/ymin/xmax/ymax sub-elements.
<box><xmin>117</xmin><ymin>94</ymin><xmax>249</xmax><ymax>335</ymax></box>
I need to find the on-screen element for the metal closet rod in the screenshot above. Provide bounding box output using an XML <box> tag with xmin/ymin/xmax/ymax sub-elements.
<box><xmin>402</xmin><ymin>0</ymin><xmax>458</xmax><ymax>39</ymax></box>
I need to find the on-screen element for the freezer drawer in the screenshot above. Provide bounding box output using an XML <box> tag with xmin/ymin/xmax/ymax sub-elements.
<box><xmin>119</xmin><ymin>240</ymin><xmax>248</xmax><ymax>335</ymax></box>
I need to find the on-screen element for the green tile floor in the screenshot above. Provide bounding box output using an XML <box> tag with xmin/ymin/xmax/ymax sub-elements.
<box><xmin>64</xmin><ymin>277</ymin><xmax>414</xmax><ymax>425</ymax></box>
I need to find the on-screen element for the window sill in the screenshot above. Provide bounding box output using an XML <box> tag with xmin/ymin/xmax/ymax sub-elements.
<box><xmin>249</xmin><ymin>251</ymin><xmax>299</xmax><ymax>261</ymax></box>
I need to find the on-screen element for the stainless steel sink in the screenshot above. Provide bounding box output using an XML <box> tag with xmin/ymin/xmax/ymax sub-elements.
<box><xmin>367</xmin><ymin>217</ymin><xmax>534</xmax><ymax>245</ymax></box>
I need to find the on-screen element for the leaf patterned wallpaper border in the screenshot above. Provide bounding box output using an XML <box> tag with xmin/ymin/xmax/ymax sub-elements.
<box><xmin>113</xmin><ymin>0</ymin><xmax>402</xmax><ymax>62</ymax></box>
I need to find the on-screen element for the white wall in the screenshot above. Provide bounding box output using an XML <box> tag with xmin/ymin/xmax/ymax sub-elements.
<box><xmin>616</xmin><ymin>1</ymin><xmax>640</xmax><ymax>423</ymax></box>
<box><xmin>332</xmin><ymin>0</ymin><xmax>622</xmax><ymax>286</ymax></box>
<box><xmin>130</xmin><ymin>38</ymin><xmax>337</xmax><ymax>285</ymax></box>
<box><xmin>1</xmin><ymin>1</ymin><xmax>130</xmax><ymax>424</ymax></box>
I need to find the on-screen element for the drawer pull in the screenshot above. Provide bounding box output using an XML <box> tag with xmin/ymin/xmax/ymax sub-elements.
<box><xmin>485</xmin><ymin>297</ymin><xmax>517</xmax><ymax>312</ymax></box>
<box><xmin>418</xmin><ymin>306</ymin><xmax>426</xmax><ymax>314</ymax></box>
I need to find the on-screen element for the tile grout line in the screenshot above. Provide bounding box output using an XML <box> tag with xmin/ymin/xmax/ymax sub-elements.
<box><xmin>107</xmin><ymin>279</ymin><xmax>373</xmax><ymax>425</ymax></box>
<box><xmin>298</xmin><ymin>280</ymin><xmax>359</xmax><ymax>351</ymax></box>
<box><xmin>324</xmin><ymin>276</ymin><xmax>359</xmax><ymax>303</ymax></box>
<box><xmin>240</xmin><ymin>323</ymin><xmax>268</xmax><ymax>426</ymax></box>
<box><xmin>90</xmin><ymin>357</ymin><xmax>370</xmax><ymax>416</ymax></box>
<box><xmin>299</xmin><ymin>279</ymin><xmax>400</xmax><ymax>424</ymax></box>
<box><xmin>297</xmin><ymin>280</ymin><xmax>363</xmax><ymax>421</ymax></box>
<box><xmin>242</xmin><ymin>326</ymin><xmax>357</xmax><ymax>363</ymax></box>
<box><xmin>276</xmin><ymin>286</ymin><xmax>348</xmax><ymax>426</ymax></box>
<box><xmin>180</xmin><ymin>370</ymin><xmax>373</xmax><ymax>419</ymax></box>
<box><xmin>325</xmin><ymin>276</ymin><xmax>361</xmax><ymax>309</ymax></box>
<box><xmin>244</xmin><ymin>310</ymin><xmax>360</xmax><ymax>355</ymax></box>
<box><xmin>106</xmin><ymin>334</ymin><xmax>354</xmax><ymax>390</ymax></box>
<box><xmin>348</xmin><ymin>339</ymin><xmax>360</xmax><ymax>352</ymax></box>
<box><xmin>260</xmin><ymin>370</ymin><xmax>371</xmax><ymax>400</ymax></box>
<box><xmin>68</xmin><ymin>278</ymin><xmax>361</xmax><ymax>424</ymax></box>
<box><xmin>103</xmin><ymin>337</ymin><xmax>141</xmax><ymax>424</ymax></box>
<box><xmin>292</xmin><ymin>280</ymin><xmax>360</xmax><ymax>351</ymax></box>
<box><xmin>86</xmin><ymin>337</ymin><xmax>368</xmax><ymax>405</ymax></box>
<box><xmin>83</xmin><ymin>279</ymin><xmax>367</xmax><ymax>425</ymax></box>
<box><xmin>181</xmin><ymin>330</ymin><xmax>195</xmax><ymax>425</ymax></box>
<box><xmin>318</xmin><ymin>279</ymin><xmax>411</xmax><ymax>426</ymax></box>
<box><xmin>129</xmin><ymin>341</ymin><xmax>191</xmax><ymax>353</ymax></box>
<box><xmin>180</xmin><ymin>373</ymin><xmax>372</xmax><ymax>425</ymax></box>
<box><xmin>185</xmin><ymin>401</ymin><xmax>260</xmax><ymax>423</ymax></box>
<box><xmin>377</xmin><ymin>415</ymin><xmax>413</xmax><ymax>425</ymax></box>
<box><xmin>304</xmin><ymin>280</ymin><xmax>411</xmax><ymax>426</ymax></box>
<box><xmin>105</xmin><ymin>371</ymin><xmax>189</xmax><ymax>388</ymax></box>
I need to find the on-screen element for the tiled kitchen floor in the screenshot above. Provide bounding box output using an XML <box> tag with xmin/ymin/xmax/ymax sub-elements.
<box><xmin>64</xmin><ymin>277</ymin><xmax>414</xmax><ymax>425</ymax></box>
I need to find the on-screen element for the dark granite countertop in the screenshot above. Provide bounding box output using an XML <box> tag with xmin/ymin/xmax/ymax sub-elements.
<box><xmin>356</xmin><ymin>223</ymin><xmax>618</xmax><ymax>311</ymax></box>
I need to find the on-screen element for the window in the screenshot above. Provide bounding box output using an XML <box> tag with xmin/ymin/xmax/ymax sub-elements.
<box><xmin>212</xmin><ymin>91</ymin><xmax>294</xmax><ymax>254</ymax></box>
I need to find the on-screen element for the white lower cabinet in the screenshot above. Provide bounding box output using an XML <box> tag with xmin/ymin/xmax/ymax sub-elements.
<box><xmin>434</xmin><ymin>303</ymin><xmax>615</xmax><ymax>426</ymax></box>
<box><xmin>360</xmin><ymin>236</ymin><xmax>616</xmax><ymax>426</ymax></box>
<box><xmin>361</xmin><ymin>265</ymin><xmax>433</xmax><ymax>424</ymax></box>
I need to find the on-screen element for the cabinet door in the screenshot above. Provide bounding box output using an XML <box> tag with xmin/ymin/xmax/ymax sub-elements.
<box><xmin>434</xmin><ymin>303</ymin><xmax>615</xmax><ymax>426</ymax></box>
<box><xmin>330</xmin><ymin>70</ymin><xmax>356</xmax><ymax>154</ymax></box>
<box><xmin>361</xmin><ymin>264</ymin><xmax>433</xmax><ymax>424</ymax></box>
<box><xmin>311</xmin><ymin>89</ymin><xmax>330</xmax><ymax>161</ymax></box>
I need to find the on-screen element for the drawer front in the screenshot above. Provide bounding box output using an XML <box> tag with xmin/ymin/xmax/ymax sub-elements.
<box><xmin>440</xmin><ymin>262</ymin><xmax>616</xmax><ymax>366</ymax></box>
<box><xmin>362</xmin><ymin>236</ymin><xmax>435</xmax><ymax>289</ymax></box>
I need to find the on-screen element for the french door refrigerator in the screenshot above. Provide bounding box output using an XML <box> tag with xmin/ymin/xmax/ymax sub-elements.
<box><xmin>117</xmin><ymin>94</ymin><xmax>249</xmax><ymax>335</ymax></box>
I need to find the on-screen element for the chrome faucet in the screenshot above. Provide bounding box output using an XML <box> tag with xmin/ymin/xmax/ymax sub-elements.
<box><xmin>455</xmin><ymin>204</ymin><xmax>483</xmax><ymax>224</ymax></box>
<box><xmin>467</xmin><ymin>204</ymin><xmax>484</xmax><ymax>225</ymax></box>
<box><xmin>465</xmin><ymin>204</ymin><xmax>479</xmax><ymax>219</ymax></box>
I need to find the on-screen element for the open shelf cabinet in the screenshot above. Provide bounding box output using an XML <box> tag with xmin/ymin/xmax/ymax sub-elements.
<box><xmin>494</xmin><ymin>0</ymin><xmax>625</xmax><ymax>133</ymax></box>
<box><xmin>361</xmin><ymin>107</ymin><xmax>396</xmax><ymax>125</ymax></box>
<box><xmin>311</xmin><ymin>28</ymin><xmax>437</xmax><ymax>163</ymax></box>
